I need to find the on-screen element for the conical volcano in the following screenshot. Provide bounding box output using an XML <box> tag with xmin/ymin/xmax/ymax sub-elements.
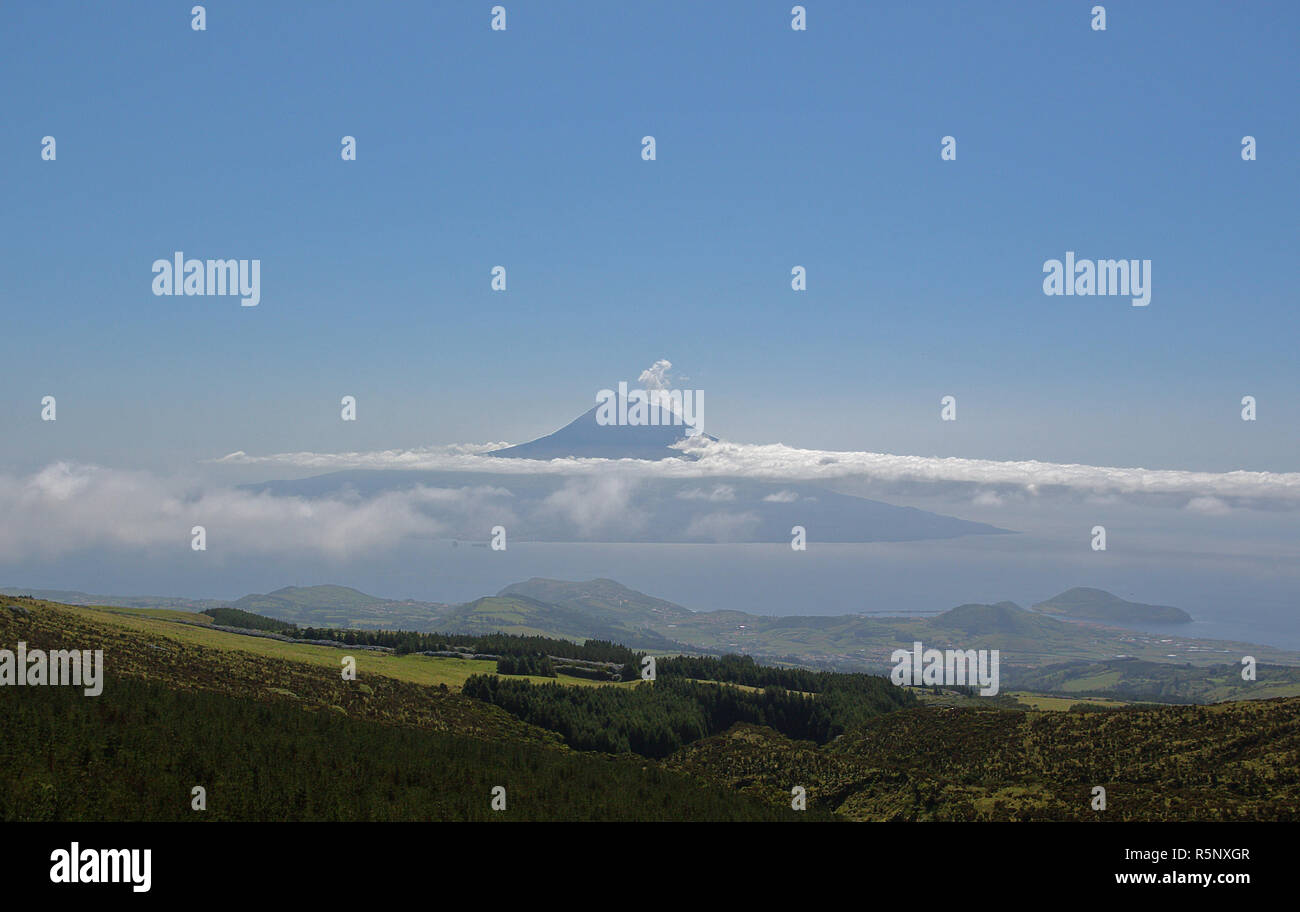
<box><xmin>489</xmin><ymin>394</ymin><xmax>716</xmax><ymax>461</ymax></box>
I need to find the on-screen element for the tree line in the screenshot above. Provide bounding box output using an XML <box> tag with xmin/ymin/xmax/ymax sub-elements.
<box><xmin>201</xmin><ymin>608</ymin><xmax>639</xmax><ymax>665</ymax></box>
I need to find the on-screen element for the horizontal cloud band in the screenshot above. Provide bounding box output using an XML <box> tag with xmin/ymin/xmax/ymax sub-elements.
<box><xmin>216</xmin><ymin>438</ymin><xmax>1300</xmax><ymax>504</ymax></box>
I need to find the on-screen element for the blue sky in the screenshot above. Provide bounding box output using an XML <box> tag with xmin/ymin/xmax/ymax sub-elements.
<box><xmin>1</xmin><ymin>1</ymin><xmax>1299</xmax><ymax>638</ymax></box>
<box><xmin>2</xmin><ymin>0</ymin><xmax>1297</xmax><ymax>475</ymax></box>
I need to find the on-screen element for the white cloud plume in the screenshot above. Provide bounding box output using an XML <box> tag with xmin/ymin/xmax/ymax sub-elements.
<box><xmin>638</xmin><ymin>358</ymin><xmax>673</xmax><ymax>391</ymax></box>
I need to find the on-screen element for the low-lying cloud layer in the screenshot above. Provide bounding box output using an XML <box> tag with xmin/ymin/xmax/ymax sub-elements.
<box><xmin>216</xmin><ymin>437</ymin><xmax>1300</xmax><ymax>507</ymax></box>
<box><xmin>0</xmin><ymin>462</ymin><xmax>514</xmax><ymax>561</ymax></box>
<box><xmin>4</xmin><ymin>437</ymin><xmax>1296</xmax><ymax>564</ymax></box>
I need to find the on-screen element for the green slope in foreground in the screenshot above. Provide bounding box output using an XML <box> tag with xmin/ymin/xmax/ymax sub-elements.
<box><xmin>0</xmin><ymin>598</ymin><xmax>812</xmax><ymax>822</ymax></box>
<box><xmin>4</xmin><ymin>596</ymin><xmax>1300</xmax><ymax>821</ymax></box>
<box><xmin>665</xmin><ymin>699</ymin><xmax>1300</xmax><ymax>821</ymax></box>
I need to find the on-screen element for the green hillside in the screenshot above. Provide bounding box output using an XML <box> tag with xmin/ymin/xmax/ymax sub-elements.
<box><xmin>498</xmin><ymin>577</ymin><xmax>695</xmax><ymax>625</ymax></box>
<box><xmin>1006</xmin><ymin>657</ymin><xmax>1300</xmax><ymax>704</ymax></box>
<box><xmin>930</xmin><ymin>601</ymin><xmax>1066</xmax><ymax>637</ymax></box>
<box><xmin>0</xmin><ymin>597</ymin><xmax>814</xmax><ymax>821</ymax></box>
<box><xmin>4</xmin><ymin>594</ymin><xmax>1299</xmax><ymax>822</ymax></box>
<box><xmin>666</xmin><ymin>699</ymin><xmax>1300</xmax><ymax>821</ymax></box>
<box><xmin>1</xmin><ymin>675</ymin><xmax>806</xmax><ymax>822</ymax></box>
<box><xmin>435</xmin><ymin>594</ymin><xmax>686</xmax><ymax>650</ymax></box>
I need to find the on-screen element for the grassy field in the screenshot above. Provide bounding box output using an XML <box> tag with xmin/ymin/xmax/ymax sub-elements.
<box><xmin>1006</xmin><ymin>692</ymin><xmax>1129</xmax><ymax>711</ymax></box>
<box><xmin>1057</xmin><ymin>670</ymin><xmax>1124</xmax><ymax>692</ymax></box>
<box><xmin>95</xmin><ymin>606</ymin><xmax>214</xmax><ymax>625</ymax></box>
<box><xmin>74</xmin><ymin>604</ymin><xmax>631</xmax><ymax>691</ymax></box>
<box><xmin>1008</xmin><ymin>658</ymin><xmax>1300</xmax><ymax>704</ymax></box>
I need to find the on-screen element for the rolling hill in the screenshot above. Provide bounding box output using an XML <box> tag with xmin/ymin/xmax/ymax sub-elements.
<box><xmin>429</xmin><ymin>594</ymin><xmax>685</xmax><ymax>650</ymax></box>
<box><xmin>497</xmin><ymin>577</ymin><xmax>695</xmax><ymax>626</ymax></box>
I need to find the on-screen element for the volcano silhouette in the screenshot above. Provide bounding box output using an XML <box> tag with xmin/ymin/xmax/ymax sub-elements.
<box><xmin>489</xmin><ymin>395</ymin><xmax>717</xmax><ymax>460</ymax></box>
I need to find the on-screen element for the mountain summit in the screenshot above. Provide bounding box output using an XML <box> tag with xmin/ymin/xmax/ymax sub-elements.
<box><xmin>489</xmin><ymin>395</ymin><xmax>716</xmax><ymax>461</ymax></box>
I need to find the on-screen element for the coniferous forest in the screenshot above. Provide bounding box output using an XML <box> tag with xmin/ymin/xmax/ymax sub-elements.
<box><xmin>0</xmin><ymin>675</ymin><xmax>810</xmax><ymax>822</ymax></box>
<box><xmin>462</xmin><ymin>669</ymin><xmax>915</xmax><ymax>756</ymax></box>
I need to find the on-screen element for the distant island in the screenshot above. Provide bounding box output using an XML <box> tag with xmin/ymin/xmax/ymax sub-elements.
<box><xmin>1032</xmin><ymin>587</ymin><xmax>1192</xmax><ymax>624</ymax></box>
